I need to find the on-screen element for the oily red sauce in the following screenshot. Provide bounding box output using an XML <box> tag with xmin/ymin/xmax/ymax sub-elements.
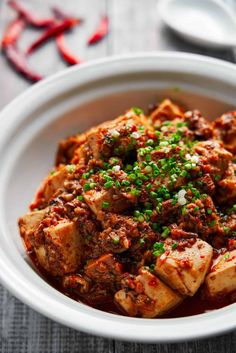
<box><xmin>28</xmin><ymin>250</ymin><xmax>235</xmax><ymax>318</ymax></box>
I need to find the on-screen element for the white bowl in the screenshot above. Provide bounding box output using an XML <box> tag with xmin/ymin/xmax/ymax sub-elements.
<box><xmin>0</xmin><ymin>53</ymin><xmax>236</xmax><ymax>343</ymax></box>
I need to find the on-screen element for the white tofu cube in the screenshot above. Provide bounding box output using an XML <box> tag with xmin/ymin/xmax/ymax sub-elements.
<box><xmin>114</xmin><ymin>268</ymin><xmax>182</xmax><ymax>318</ymax></box>
<box><xmin>39</xmin><ymin>168</ymin><xmax>67</xmax><ymax>202</ymax></box>
<box><xmin>155</xmin><ymin>238</ymin><xmax>213</xmax><ymax>296</ymax></box>
<box><xmin>205</xmin><ymin>250</ymin><xmax>236</xmax><ymax>297</ymax></box>
<box><xmin>18</xmin><ymin>209</ymin><xmax>47</xmax><ymax>249</ymax></box>
<box><xmin>36</xmin><ymin>221</ymin><xmax>83</xmax><ymax>276</ymax></box>
<box><xmin>83</xmin><ymin>189</ymin><xmax>131</xmax><ymax>216</ymax></box>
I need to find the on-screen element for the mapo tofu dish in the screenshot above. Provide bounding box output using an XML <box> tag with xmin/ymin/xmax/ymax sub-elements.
<box><xmin>19</xmin><ymin>99</ymin><xmax>236</xmax><ymax>318</ymax></box>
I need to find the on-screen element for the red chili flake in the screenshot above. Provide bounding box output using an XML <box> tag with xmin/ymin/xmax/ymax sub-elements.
<box><xmin>4</xmin><ymin>45</ymin><xmax>43</xmax><ymax>82</ymax></box>
<box><xmin>8</xmin><ymin>0</ymin><xmax>54</xmax><ymax>27</ymax></box>
<box><xmin>27</xmin><ymin>18</ymin><xmax>79</xmax><ymax>55</ymax></box>
<box><xmin>130</xmin><ymin>124</ymin><xmax>137</xmax><ymax>132</ymax></box>
<box><xmin>128</xmin><ymin>278</ymin><xmax>135</xmax><ymax>289</ymax></box>
<box><xmin>148</xmin><ymin>278</ymin><xmax>158</xmax><ymax>287</ymax></box>
<box><xmin>228</xmin><ymin>239</ymin><xmax>235</xmax><ymax>250</ymax></box>
<box><xmin>87</xmin><ymin>15</ymin><xmax>109</xmax><ymax>45</ymax></box>
<box><xmin>226</xmin><ymin>255</ymin><xmax>236</xmax><ymax>263</ymax></box>
<box><xmin>135</xmin><ymin>282</ymin><xmax>144</xmax><ymax>293</ymax></box>
<box><xmin>180</xmin><ymin>259</ymin><xmax>192</xmax><ymax>269</ymax></box>
<box><xmin>56</xmin><ymin>33</ymin><xmax>83</xmax><ymax>65</ymax></box>
<box><xmin>148</xmin><ymin>132</ymin><xmax>156</xmax><ymax>139</ymax></box>
<box><xmin>1</xmin><ymin>16</ymin><xmax>25</xmax><ymax>48</ymax></box>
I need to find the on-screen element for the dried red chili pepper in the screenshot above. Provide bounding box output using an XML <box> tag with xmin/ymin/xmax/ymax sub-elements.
<box><xmin>1</xmin><ymin>16</ymin><xmax>25</xmax><ymax>48</ymax></box>
<box><xmin>27</xmin><ymin>18</ymin><xmax>79</xmax><ymax>55</ymax></box>
<box><xmin>87</xmin><ymin>15</ymin><xmax>109</xmax><ymax>45</ymax></box>
<box><xmin>8</xmin><ymin>0</ymin><xmax>54</xmax><ymax>27</ymax></box>
<box><xmin>5</xmin><ymin>44</ymin><xmax>43</xmax><ymax>82</ymax></box>
<box><xmin>56</xmin><ymin>34</ymin><xmax>82</xmax><ymax>65</ymax></box>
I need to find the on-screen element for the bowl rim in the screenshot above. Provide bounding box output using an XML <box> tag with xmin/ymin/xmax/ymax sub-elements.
<box><xmin>0</xmin><ymin>52</ymin><xmax>236</xmax><ymax>343</ymax></box>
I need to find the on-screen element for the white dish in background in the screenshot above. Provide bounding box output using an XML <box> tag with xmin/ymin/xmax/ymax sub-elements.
<box><xmin>158</xmin><ymin>0</ymin><xmax>236</xmax><ymax>49</ymax></box>
<box><xmin>0</xmin><ymin>53</ymin><xmax>236</xmax><ymax>343</ymax></box>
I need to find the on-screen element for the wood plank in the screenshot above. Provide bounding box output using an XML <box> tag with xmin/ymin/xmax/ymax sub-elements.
<box><xmin>0</xmin><ymin>0</ymin><xmax>236</xmax><ymax>352</ymax></box>
<box><xmin>114</xmin><ymin>332</ymin><xmax>236</xmax><ymax>353</ymax></box>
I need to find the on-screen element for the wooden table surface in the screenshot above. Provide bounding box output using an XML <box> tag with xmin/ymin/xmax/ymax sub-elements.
<box><xmin>0</xmin><ymin>0</ymin><xmax>236</xmax><ymax>352</ymax></box>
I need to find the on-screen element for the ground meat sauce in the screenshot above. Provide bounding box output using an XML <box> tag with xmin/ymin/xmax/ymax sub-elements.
<box><xmin>19</xmin><ymin>99</ymin><xmax>236</xmax><ymax>318</ymax></box>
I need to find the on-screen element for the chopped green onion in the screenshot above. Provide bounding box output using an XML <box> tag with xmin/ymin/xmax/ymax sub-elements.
<box><xmin>209</xmin><ymin>220</ymin><xmax>216</xmax><ymax>227</ymax></box>
<box><xmin>66</xmin><ymin>164</ymin><xmax>75</xmax><ymax>173</ymax></box>
<box><xmin>132</xmin><ymin>107</ymin><xmax>143</xmax><ymax>115</ymax></box>
<box><xmin>214</xmin><ymin>175</ymin><xmax>221</xmax><ymax>181</ymax></box>
<box><xmin>102</xmin><ymin>201</ymin><xmax>110</xmax><ymax>209</ymax></box>
<box><xmin>172</xmin><ymin>242</ymin><xmax>178</xmax><ymax>250</ymax></box>
<box><xmin>131</xmin><ymin>188</ymin><xmax>139</xmax><ymax>196</ymax></box>
<box><xmin>161</xmin><ymin>226</ymin><xmax>170</xmax><ymax>238</ymax></box>
<box><xmin>182</xmin><ymin>205</ymin><xmax>187</xmax><ymax>215</ymax></box>
<box><xmin>121</xmin><ymin>180</ymin><xmax>131</xmax><ymax>186</ymax></box>
<box><xmin>104</xmin><ymin>181</ymin><xmax>114</xmax><ymax>188</ymax></box>
<box><xmin>83</xmin><ymin>183</ymin><xmax>91</xmax><ymax>191</ymax></box>
<box><xmin>112</xmin><ymin>235</ymin><xmax>120</xmax><ymax>244</ymax></box>
<box><xmin>82</xmin><ymin>172</ymin><xmax>90</xmax><ymax>179</ymax></box>
<box><xmin>223</xmin><ymin>226</ymin><xmax>230</xmax><ymax>234</ymax></box>
<box><xmin>77</xmin><ymin>195</ymin><xmax>84</xmax><ymax>201</ymax></box>
<box><xmin>153</xmin><ymin>242</ymin><xmax>165</xmax><ymax>257</ymax></box>
<box><xmin>138</xmin><ymin>215</ymin><xmax>145</xmax><ymax>222</ymax></box>
<box><xmin>224</xmin><ymin>252</ymin><xmax>230</xmax><ymax>260</ymax></box>
<box><xmin>149</xmin><ymin>264</ymin><xmax>155</xmax><ymax>273</ymax></box>
<box><xmin>150</xmin><ymin>191</ymin><xmax>157</xmax><ymax>198</ymax></box>
<box><xmin>128</xmin><ymin>173</ymin><xmax>136</xmax><ymax>181</ymax></box>
<box><xmin>115</xmin><ymin>180</ymin><xmax>121</xmax><ymax>188</ymax></box>
<box><xmin>144</xmin><ymin>209</ymin><xmax>153</xmax><ymax>216</ymax></box>
<box><xmin>163</xmin><ymin>121</ymin><xmax>171</xmax><ymax>126</ymax></box>
<box><xmin>135</xmin><ymin>179</ymin><xmax>143</xmax><ymax>187</ymax></box>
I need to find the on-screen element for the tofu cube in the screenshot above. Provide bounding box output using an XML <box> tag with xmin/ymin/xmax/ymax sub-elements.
<box><xmin>155</xmin><ymin>238</ymin><xmax>213</xmax><ymax>296</ymax></box>
<box><xmin>85</xmin><ymin>113</ymin><xmax>148</xmax><ymax>159</ymax></box>
<box><xmin>42</xmin><ymin>168</ymin><xmax>67</xmax><ymax>200</ymax></box>
<box><xmin>150</xmin><ymin>99</ymin><xmax>184</xmax><ymax>124</ymax></box>
<box><xmin>205</xmin><ymin>250</ymin><xmax>236</xmax><ymax>297</ymax></box>
<box><xmin>84</xmin><ymin>254</ymin><xmax>123</xmax><ymax>283</ymax></box>
<box><xmin>18</xmin><ymin>209</ymin><xmax>47</xmax><ymax>249</ymax></box>
<box><xmin>114</xmin><ymin>269</ymin><xmax>182</xmax><ymax>318</ymax></box>
<box><xmin>32</xmin><ymin>168</ymin><xmax>67</xmax><ymax>208</ymax></box>
<box><xmin>83</xmin><ymin>189</ymin><xmax>131</xmax><ymax>216</ymax></box>
<box><xmin>36</xmin><ymin>221</ymin><xmax>83</xmax><ymax>276</ymax></box>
